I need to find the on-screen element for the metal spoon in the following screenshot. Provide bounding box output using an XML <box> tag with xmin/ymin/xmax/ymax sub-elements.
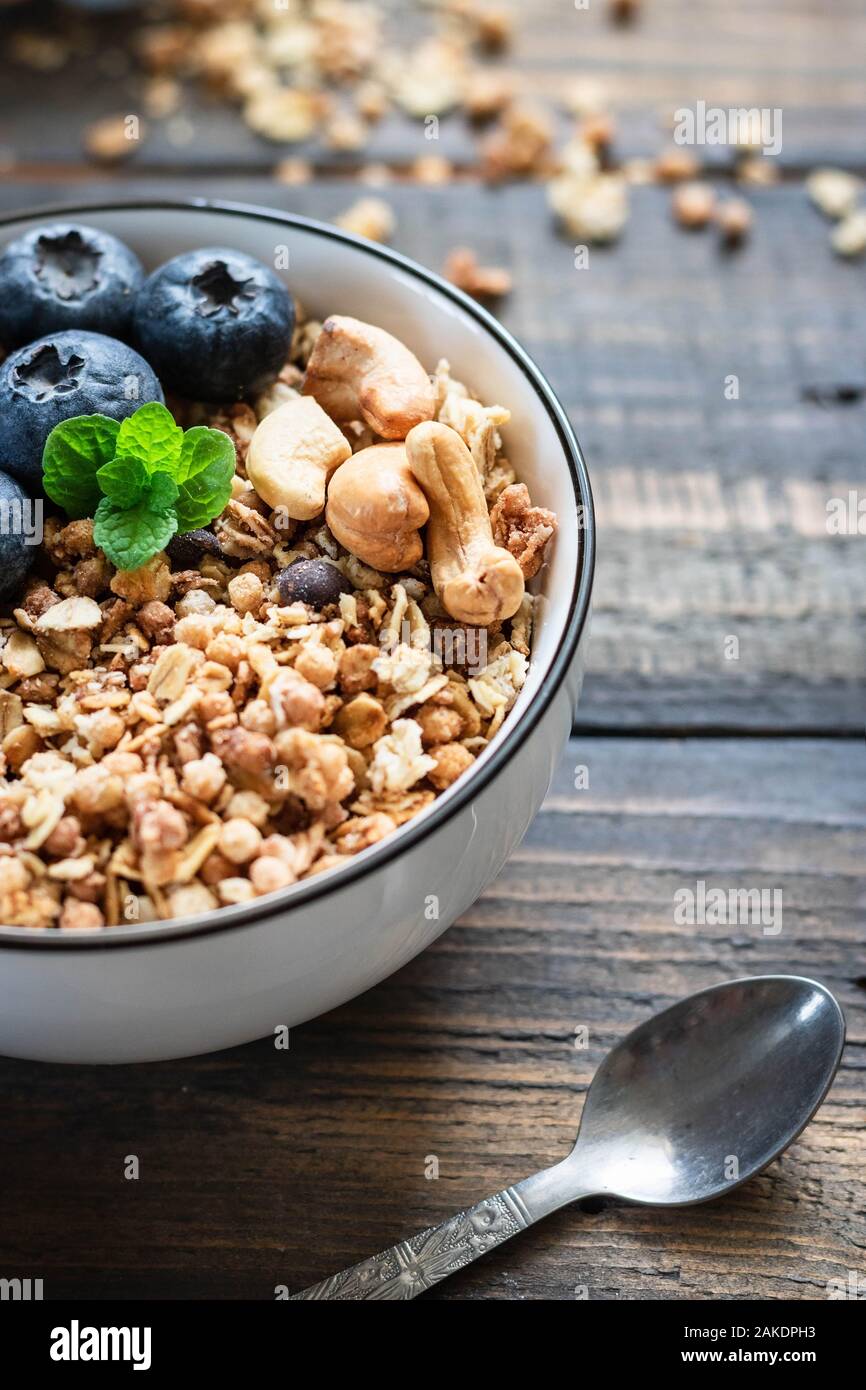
<box><xmin>291</xmin><ymin>975</ymin><xmax>845</xmax><ymax>1300</ymax></box>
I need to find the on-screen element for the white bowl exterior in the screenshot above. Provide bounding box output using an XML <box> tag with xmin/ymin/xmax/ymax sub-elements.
<box><xmin>0</xmin><ymin>673</ymin><xmax>581</xmax><ymax>1063</ymax></box>
<box><xmin>0</xmin><ymin>205</ymin><xmax>589</xmax><ymax>1062</ymax></box>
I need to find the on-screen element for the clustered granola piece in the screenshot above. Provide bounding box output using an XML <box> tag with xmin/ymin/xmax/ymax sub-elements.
<box><xmin>0</xmin><ymin>319</ymin><xmax>554</xmax><ymax>930</ymax></box>
<box><xmin>335</xmin><ymin>196</ymin><xmax>396</xmax><ymax>244</ymax></box>
<box><xmin>443</xmin><ymin>247</ymin><xmax>513</xmax><ymax>301</ymax></box>
<box><xmin>490</xmin><ymin>484</ymin><xmax>557</xmax><ymax>579</ymax></box>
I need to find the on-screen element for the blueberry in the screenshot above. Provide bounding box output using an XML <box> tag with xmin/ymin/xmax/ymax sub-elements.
<box><xmin>133</xmin><ymin>247</ymin><xmax>295</xmax><ymax>402</ymax></box>
<box><xmin>278</xmin><ymin>559</ymin><xmax>352</xmax><ymax>609</ymax></box>
<box><xmin>0</xmin><ymin>470</ymin><xmax>37</xmax><ymax>601</ymax></box>
<box><xmin>0</xmin><ymin>223</ymin><xmax>144</xmax><ymax>351</ymax></box>
<box><xmin>0</xmin><ymin>330</ymin><xmax>164</xmax><ymax>492</ymax></box>
<box><xmin>166</xmin><ymin>528</ymin><xmax>224</xmax><ymax>569</ymax></box>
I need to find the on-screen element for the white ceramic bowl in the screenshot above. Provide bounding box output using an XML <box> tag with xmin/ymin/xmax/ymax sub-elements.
<box><xmin>0</xmin><ymin>199</ymin><xmax>594</xmax><ymax>1063</ymax></box>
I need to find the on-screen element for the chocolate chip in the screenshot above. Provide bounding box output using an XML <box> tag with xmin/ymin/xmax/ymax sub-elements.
<box><xmin>277</xmin><ymin>559</ymin><xmax>352</xmax><ymax>609</ymax></box>
<box><xmin>166</xmin><ymin>529</ymin><xmax>224</xmax><ymax>569</ymax></box>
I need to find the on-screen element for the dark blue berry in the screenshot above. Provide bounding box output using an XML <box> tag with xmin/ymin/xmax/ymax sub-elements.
<box><xmin>278</xmin><ymin>559</ymin><xmax>353</xmax><ymax>609</ymax></box>
<box><xmin>0</xmin><ymin>223</ymin><xmax>144</xmax><ymax>350</ymax></box>
<box><xmin>0</xmin><ymin>470</ymin><xmax>37</xmax><ymax>601</ymax></box>
<box><xmin>0</xmin><ymin>330</ymin><xmax>164</xmax><ymax>492</ymax></box>
<box><xmin>133</xmin><ymin>247</ymin><xmax>295</xmax><ymax>402</ymax></box>
<box><xmin>166</xmin><ymin>528</ymin><xmax>224</xmax><ymax>569</ymax></box>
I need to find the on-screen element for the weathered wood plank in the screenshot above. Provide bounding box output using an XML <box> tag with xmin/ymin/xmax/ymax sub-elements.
<box><xmin>2</xmin><ymin>177</ymin><xmax>860</xmax><ymax>732</ymax></box>
<box><xmin>0</xmin><ymin>737</ymin><xmax>862</xmax><ymax>1299</ymax></box>
<box><xmin>2</xmin><ymin>1</ymin><xmax>866</xmax><ymax>171</ymax></box>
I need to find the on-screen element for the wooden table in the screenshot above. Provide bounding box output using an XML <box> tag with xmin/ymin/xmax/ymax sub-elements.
<box><xmin>0</xmin><ymin>0</ymin><xmax>863</xmax><ymax>1300</ymax></box>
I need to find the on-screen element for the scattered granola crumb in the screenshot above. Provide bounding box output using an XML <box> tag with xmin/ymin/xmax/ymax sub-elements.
<box><xmin>390</xmin><ymin>37</ymin><xmax>467</xmax><ymax>118</ymax></box>
<box><xmin>470</xmin><ymin>6</ymin><xmax>514</xmax><ymax>52</ymax></box>
<box><xmin>548</xmin><ymin>167</ymin><xmax>629</xmax><ymax>243</ymax></box>
<box><xmin>483</xmin><ymin>101</ymin><xmax>554</xmax><ymax>180</ymax></box>
<box><xmin>654</xmin><ymin>147</ymin><xmax>701</xmax><ymax>183</ymax></box>
<box><xmin>9</xmin><ymin>30</ymin><xmax>69</xmax><ymax>72</ymax></box>
<box><xmin>737</xmin><ymin>155</ymin><xmax>780</xmax><ymax>187</ymax></box>
<box><xmin>443</xmin><ymin>247</ymin><xmax>513</xmax><ymax>300</ymax></box>
<box><xmin>831</xmin><ymin>210</ymin><xmax>866</xmax><ymax>258</ymax></box>
<box><xmin>672</xmin><ymin>181</ymin><xmax>716</xmax><ymax>230</ymax></box>
<box><xmin>274</xmin><ymin>157</ymin><xmax>313</xmax><ymax>186</ymax></box>
<box><xmin>84</xmin><ymin>114</ymin><xmax>144</xmax><ymax>165</ymax></box>
<box><xmin>716</xmin><ymin>198</ymin><xmax>753</xmax><ymax>247</ymax></box>
<box><xmin>244</xmin><ymin>88</ymin><xmax>322</xmax><ymax>143</ymax></box>
<box><xmin>410</xmin><ymin>154</ymin><xmax>454</xmax><ymax>184</ymax></box>
<box><xmin>579</xmin><ymin>113</ymin><xmax>616</xmax><ymax>157</ymax></box>
<box><xmin>807</xmin><ymin>168</ymin><xmax>862</xmax><ymax>220</ymax></box>
<box><xmin>143</xmin><ymin>76</ymin><xmax>182</xmax><ymax>119</ymax></box>
<box><xmin>335</xmin><ymin>197</ymin><xmax>396</xmax><ymax>244</ymax></box>
<box><xmin>608</xmin><ymin>0</ymin><xmax>641</xmax><ymax>24</ymax></box>
<box><xmin>465</xmin><ymin>69</ymin><xmax>514</xmax><ymax>122</ymax></box>
<box><xmin>323</xmin><ymin>111</ymin><xmax>369</xmax><ymax>152</ymax></box>
<box><xmin>355</xmin><ymin>80</ymin><xmax>389</xmax><ymax>123</ymax></box>
<box><xmin>562</xmin><ymin>77</ymin><xmax>609</xmax><ymax>119</ymax></box>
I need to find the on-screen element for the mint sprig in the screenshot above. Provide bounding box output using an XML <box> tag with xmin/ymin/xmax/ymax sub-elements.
<box><xmin>43</xmin><ymin>403</ymin><xmax>236</xmax><ymax>572</ymax></box>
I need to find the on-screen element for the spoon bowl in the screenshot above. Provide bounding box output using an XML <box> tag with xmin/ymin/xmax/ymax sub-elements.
<box><xmin>294</xmin><ymin>975</ymin><xmax>845</xmax><ymax>1299</ymax></box>
<box><xmin>568</xmin><ymin>975</ymin><xmax>846</xmax><ymax>1206</ymax></box>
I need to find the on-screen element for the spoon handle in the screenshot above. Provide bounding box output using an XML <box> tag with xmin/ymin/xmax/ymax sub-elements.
<box><xmin>290</xmin><ymin>1161</ymin><xmax>582</xmax><ymax>1300</ymax></box>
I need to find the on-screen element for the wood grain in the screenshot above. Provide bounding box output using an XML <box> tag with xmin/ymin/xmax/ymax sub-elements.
<box><xmin>0</xmin><ymin>3</ymin><xmax>862</xmax><ymax>1305</ymax></box>
<box><xmin>0</xmin><ymin>738</ymin><xmax>862</xmax><ymax>1300</ymax></box>
<box><xmin>2</xmin><ymin>176</ymin><xmax>861</xmax><ymax>732</ymax></box>
<box><xmin>2</xmin><ymin>0</ymin><xmax>866</xmax><ymax>171</ymax></box>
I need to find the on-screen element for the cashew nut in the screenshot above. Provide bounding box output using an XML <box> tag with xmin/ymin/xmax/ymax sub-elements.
<box><xmin>326</xmin><ymin>443</ymin><xmax>429</xmax><ymax>572</ymax></box>
<box><xmin>246</xmin><ymin>395</ymin><xmax>351</xmax><ymax>521</ymax></box>
<box><xmin>406</xmin><ymin>421</ymin><xmax>524</xmax><ymax>625</ymax></box>
<box><xmin>303</xmin><ymin>315</ymin><xmax>436</xmax><ymax>440</ymax></box>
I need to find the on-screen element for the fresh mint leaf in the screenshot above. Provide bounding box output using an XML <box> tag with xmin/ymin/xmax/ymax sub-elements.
<box><xmin>173</xmin><ymin>427</ymin><xmax>236</xmax><ymax>533</ymax></box>
<box><xmin>174</xmin><ymin>426</ymin><xmax>236</xmax><ymax>485</ymax></box>
<box><xmin>115</xmin><ymin>402</ymin><xmax>183</xmax><ymax>475</ymax></box>
<box><xmin>145</xmin><ymin>470</ymin><xmax>180</xmax><ymax>511</ymax></box>
<box><xmin>48</xmin><ymin>404</ymin><xmax>236</xmax><ymax>574</ymax></box>
<box><xmin>43</xmin><ymin>415</ymin><xmax>120</xmax><ymax>519</ymax></box>
<box><xmin>96</xmin><ymin>454</ymin><xmax>148</xmax><ymax>510</ymax></box>
<box><xmin>93</xmin><ymin>496</ymin><xmax>178</xmax><ymax>572</ymax></box>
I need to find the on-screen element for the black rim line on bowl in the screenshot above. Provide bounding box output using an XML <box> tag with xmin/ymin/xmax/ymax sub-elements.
<box><xmin>0</xmin><ymin>196</ymin><xmax>595</xmax><ymax>951</ymax></box>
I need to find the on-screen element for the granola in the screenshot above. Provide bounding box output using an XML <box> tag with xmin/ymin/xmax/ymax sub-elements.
<box><xmin>0</xmin><ymin>298</ymin><xmax>556</xmax><ymax>930</ymax></box>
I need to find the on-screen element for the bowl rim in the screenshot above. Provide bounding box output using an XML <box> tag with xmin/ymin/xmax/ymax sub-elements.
<box><xmin>0</xmin><ymin>196</ymin><xmax>595</xmax><ymax>951</ymax></box>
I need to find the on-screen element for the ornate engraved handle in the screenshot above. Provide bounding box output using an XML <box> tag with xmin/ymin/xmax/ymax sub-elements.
<box><xmin>291</xmin><ymin>1186</ymin><xmax>535</xmax><ymax>1301</ymax></box>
